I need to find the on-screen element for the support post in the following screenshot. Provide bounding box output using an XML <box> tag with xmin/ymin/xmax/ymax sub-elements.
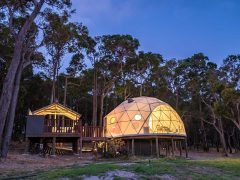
<box><xmin>76</xmin><ymin>138</ymin><xmax>80</xmax><ymax>155</ymax></box>
<box><xmin>106</xmin><ymin>139</ymin><xmax>108</xmax><ymax>152</ymax></box>
<box><xmin>166</xmin><ymin>141</ymin><xmax>169</xmax><ymax>157</ymax></box>
<box><xmin>93</xmin><ymin>141</ymin><xmax>98</xmax><ymax>160</ymax></box>
<box><xmin>40</xmin><ymin>138</ymin><xmax>43</xmax><ymax>154</ymax></box>
<box><xmin>24</xmin><ymin>137</ymin><xmax>30</xmax><ymax>154</ymax></box>
<box><xmin>79</xmin><ymin>137</ymin><xmax>83</xmax><ymax>157</ymax></box>
<box><xmin>156</xmin><ymin>137</ymin><xmax>159</xmax><ymax>158</ymax></box>
<box><xmin>171</xmin><ymin>138</ymin><xmax>174</xmax><ymax>157</ymax></box>
<box><xmin>132</xmin><ymin>139</ymin><xmax>135</xmax><ymax>156</ymax></box>
<box><xmin>179</xmin><ymin>141</ymin><xmax>182</xmax><ymax>157</ymax></box>
<box><xmin>185</xmin><ymin>138</ymin><xmax>188</xmax><ymax>158</ymax></box>
<box><xmin>150</xmin><ymin>139</ymin><xmax>153</xmax><ymax>156</ymax></box>
<box><xmin>127</xmin><ymin>140</ymin><xmax>129</xmax><ymax>154</ymax></box>
<box><xmin>159</xmin><ymin>140</ymin><xmax>161</xmax><ymax>156</ymax></box>
<box><xmin>52</xmin><ymin>137</ymin><xmax>56</xmax><ymax>156</ymax></box>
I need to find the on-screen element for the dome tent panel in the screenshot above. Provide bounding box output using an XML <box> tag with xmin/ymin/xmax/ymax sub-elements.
<box><xmin>123</xmin><ymin>102</ymin><xmax>140</xmax><ymax>111</ymax></box>
<box><xmin>134</xmin><ymin>102</ymin><xmax>150</xmax><ymax>111</ymax></box>
<box><xmin>118</xmin><ymin>112</ymin><xmax>131</xmax><ymax>122</ymax></box>
<box><xmin>113</xmin><ymin>105</ymin><xmax>125</xmax><ymax>114</ymax></box>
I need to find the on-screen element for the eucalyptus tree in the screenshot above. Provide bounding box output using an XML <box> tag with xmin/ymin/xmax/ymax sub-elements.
<box><xmin>220</xmin><ymin>88</ymin><xmax>240</xmax><ymax>131</ymax></box>
<box><xmin>220</xmin><ymin>55</ymin><xmax>240</xmax><ymax>89</ymax></box>
<box><xmin>177</xmin><ymin>53</ymin><xmax>213</xmax><ymax>151</ymax></box>
<box><xmin>161</xmin><ymin>59</ymin><xmax>185</xmax><ymax>110</ymax></box>
<box><xmin>125</xmin><ymin>51</ymin><xmax>163</xmax><ymax>97</ymax></box>
<box><xmin>217</xmin><ymin>55</ymin><xmax>240</xmax><ymax>131</ymax></box>
<box><xmin>0</xmin><ymin>23</ymin><xmax>14</xmax><ymax>88</ymax></box>
<box><xmin>95</xmin><ymin>35</ymin><xmax>139</xmax><ymax>126</ymax></box>
<box><xmin>43</xmin><ymin>12</ymin><xmax>91</xmax><ymax>103</ymax></box>
<box><xmin>0</xmin><ymin>22</ymin><xmax>44</xmax><ymax>158</ymax></box>
<box><xmin>202</xmin><ymin>79</ymin><xmax>229</xmax><ymax>156</ymax></box>
<box><xmin>0</xmin><ymin>0</ymin><xmax>73</xmax><ymax>159</ymax></box>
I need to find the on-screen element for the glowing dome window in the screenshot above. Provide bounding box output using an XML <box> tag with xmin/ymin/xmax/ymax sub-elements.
<box><xmin>134</xmin><ymin>114</ymin><xmax>142</xmax><ymax>121</ymax></box>
<box><xmin>110</xmin><ymin>117</ymin><xmax>116</xmax><ymax>123</ymax></box>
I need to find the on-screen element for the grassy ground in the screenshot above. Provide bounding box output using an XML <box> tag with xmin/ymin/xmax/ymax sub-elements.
<box><xmin>31</xmin><ymin>158</ymin><xmax>240</xmax><ymax>180</ymax></box>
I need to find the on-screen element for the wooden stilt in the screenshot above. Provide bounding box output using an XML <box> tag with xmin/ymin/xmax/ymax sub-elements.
<box><xmin>165</xmin><ymin>142</ymin><xmax>168</xmax><ymax>157</ymax></box>
<box><xmin>167</xmin><ymin>141</ymin><xmax>170</xmax><ymax>157</ymax></box>
<box><xmin>150</xmin><ymin>139</ymin><xmax>153</xmax><ymax>156</ymax></box>
<box><xmin>185</xmin><ymin>138</ymin><xmax>188</xmax><ymax>158</ymax></box>
<box><xmin>159</xmin><ymin>140</ymin><xmax>161</xmax><ymax>156</ymax></box>
<box><xmin>79</xmin><ymin>137</ymin><xmax>83</xmax><ymax>157</ymax></box>
<box><xmin>156</xmin><ymin>137</ymin><xmax>159</xmax><ymax>158</ymax></box>
<box><xmin>171</xmin><ymin>138</ymin><xmax>174</xmax><ymax>157</ymax></box>
<box><xmin>106</xmin><ymin>139</ymin><xmax>108</xmax><ymax>152</ymax></box>
<box><xmin>132</xmin><ymin>139</ymin><xmax>135</xmax><ymax>156</ymax></box>
<box><xmin>52</xmin><ymin>137</ymin><xmax>56</xmax><ymax>156</ymax></box>
<box><xmin>39</xmin><ymin>138</ymin><xmax>43</xmax><ymax>154</ymax></box>
<box><xmin>24</xmin><ymin>137</ymin><xmax>30</xmax><ymax>154</ymax></box>
<box><xmin>76</xmin><ymin>138</ymin><xmax>80</xmax><ymax>155</ymax></box>
<box><xmin>72</xmin><ymin>141</ymin><xmax>76</xmax><ymax>153</ymax></box>
<box><xmin>179</xmin><ymin>141</ymin><xmax>182</xmax><ymax>157</ymax></box>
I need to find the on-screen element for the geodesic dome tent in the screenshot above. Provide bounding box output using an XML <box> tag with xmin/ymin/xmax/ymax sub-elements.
<box><xmin>104</xmin><ymin>96</ymin><xmax>186</xmax><ymax>138</ymax></box>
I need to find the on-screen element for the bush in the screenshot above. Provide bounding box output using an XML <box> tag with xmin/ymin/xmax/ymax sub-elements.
<box><xmin>104</xmin><ymin>139</ymin><xmax>128</xmax><ymax>158</ymax></box>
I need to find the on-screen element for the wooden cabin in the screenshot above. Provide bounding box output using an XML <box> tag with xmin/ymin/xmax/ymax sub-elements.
<box><xmin>25</xmin><ymin>103</ymin><xmax>104</xmax><ymax>155</ymax></box>
<box><xmin>27</xmin><ymin>103</ymin><xmax>81</xmax><ymax>135</ymax></box>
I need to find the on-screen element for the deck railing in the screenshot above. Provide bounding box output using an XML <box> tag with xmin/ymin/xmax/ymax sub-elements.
<box><xmin>43</xmin><ymin>119</ymin><xmax>104</xmax><ymax>138</ymax></box>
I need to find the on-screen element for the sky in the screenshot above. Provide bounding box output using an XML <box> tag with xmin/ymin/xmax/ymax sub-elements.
<box><xmin>68</xmin><ymin>0</ymin><xmax>240</xmax><ymax>66</ymax></box>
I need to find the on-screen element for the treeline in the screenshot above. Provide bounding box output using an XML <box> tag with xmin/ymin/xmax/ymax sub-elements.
<box><xmin>0</xmin><ymin>0</ymin><xmax>239</xmax><ymax>158</ymax></box>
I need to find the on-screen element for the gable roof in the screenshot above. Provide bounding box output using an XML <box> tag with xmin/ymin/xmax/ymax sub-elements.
<box><xmin>32</xmin><ymin>103</ymin><xmax>81</xmax><ymax>120</ymax></box>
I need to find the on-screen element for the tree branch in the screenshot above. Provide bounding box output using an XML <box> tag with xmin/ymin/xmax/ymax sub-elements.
<box><xmin>18</xmin><ymin>0</ymin><xmax>44</xmax><ymax>41</ymax></box>
<box><xmin>33</xmin><ymin>0</ymin><xmax>39</xmax><ymax>6</ymax></box>
<box><xmin>6</xmin><ymin>2</ymin><xmax>17</xmax><ymax>39</ymax></box>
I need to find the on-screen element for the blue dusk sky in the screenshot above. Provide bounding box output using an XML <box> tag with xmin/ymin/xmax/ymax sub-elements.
<box><xmin>69</xmin><ymin>0</ymin><xmax>240</xmax><ymax>66</ymax></box>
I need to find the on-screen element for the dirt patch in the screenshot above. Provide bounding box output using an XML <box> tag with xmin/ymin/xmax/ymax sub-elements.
<box><xmin>81</xmin><ymin>170</ymin><xmax>138</xmax><ymax>180</ymax></box>
<box><xmin>153</xmin><ymin>174</ymin><xmax>176</xmax><ymax>180</ymax></box>
<box><xmin>0</xmin><ymin>153</ymin><xmax>93</xmax><ymax>179</ymax></box>
<box><xmin>188</xmin><ymin>149</ymin><xmax>240</xmax><ymax>160</ymax></box>
<box><xmin>189</xmin><ymin>166</ymin><xmax>222</xmax><ymax>176</ymax></box>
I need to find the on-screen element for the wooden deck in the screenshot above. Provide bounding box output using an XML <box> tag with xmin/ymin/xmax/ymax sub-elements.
<box><xmin>26</xmin><ymin>117</ymin><xmax>105</xmax><ymax>141</ymax></box>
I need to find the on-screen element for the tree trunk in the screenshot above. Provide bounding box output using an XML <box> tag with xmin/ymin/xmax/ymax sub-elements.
<box><xmin>51</xmin><ymin>61</ymin><xmax>57</xmax><ymax>103</ymax></box>
<box><xmin>0</xmin><ymin>40</ymin><xmax>23</xmax><ymax>145</ymax></box>
<box><xmin>219</xmin><ymin>133</ymin><xmax>228</xmax><ymax>156</ymax></box>
<box><xmin>63</xmin><ymin>77</ymin><xmax>68</xmax><ymax>106</ymax></box>
<box><xmin>175</xmin><ymin>87</ymin><xmax>179</xmax><ymax>111</ymax></box>
<box><xmin>92</xmin><ymin>69</ymin><xmax>97</xmax><ymax>126</ymax></box>
<box><xmin>232</xmin><ymin>132</ymin><xmax>239</xmax><ymax>152</ymax></box>
<box><xmin>0</xmin><ymin>0</ymin><xmax>44</xmax><ymax>144</ymax></box>
<box><xmin>0</xmin><ymin>62</ymin><xmax>23</xmax><ymax>159</ymax></box>
<box><xmin>199</xmin><ymin>100</ymin><xmax>208</xmax><ymax>151</ymax></box>
<box><xmin>227</xmin><ymin>133</ymin><xmax>233</xmax><ymax>154</ymax></box>
<box><xmin>140</xmin><ymin>84</ymin><xmax>143</xmax><ymax>96</ymax></box>
<box><xmin>99</xmin><ymin>94</ymin><xmax>105</xmax><ymax>127</ymax></box>
<box><xmin>216</xmin><ymin>118</ymin><xmax>229</xmax><ymax>156</ymax></box>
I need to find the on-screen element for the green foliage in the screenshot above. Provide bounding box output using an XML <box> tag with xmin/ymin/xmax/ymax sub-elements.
<box><xmin>38</xmin><ymin>163</ymin><xmax>119</xmax><ymax>179</ymax></box>
<box><xmin>105</xmin><ymin>139</ymin><xmax>127</xmax><ymax>158</ymax></box>
<box><xmin>221</xmin><ymin>88</ymin><xmax>239</xmax><ymax>102</ymax></box>
<box><xmin>32</xmin><ymin>158</ymin><xmax>240</xmax><ymax>180</ymax></box>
